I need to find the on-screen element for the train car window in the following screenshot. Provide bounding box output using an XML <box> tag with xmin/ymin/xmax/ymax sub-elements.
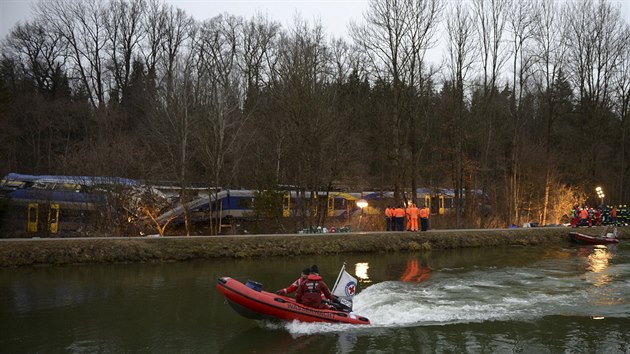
<box><xmin>237</xmin><ymin>197</ymin><xmax>253</xmax><ymax>209</ymax></box>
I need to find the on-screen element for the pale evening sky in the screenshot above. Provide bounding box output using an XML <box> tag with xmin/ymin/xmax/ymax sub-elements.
<box><xmin>0</xmin><ymin>0</ymin><xmax>629</xmax><ymax>62</ymax></box>
<box><xmin>0</xmin><ymin>0</ymin><xmax>368</xmax><ymax>40</ymax></box>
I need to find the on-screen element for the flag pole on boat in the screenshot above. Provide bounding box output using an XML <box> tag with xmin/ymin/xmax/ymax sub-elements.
<box><xmin>331</xmin><ymin>262</ymin><xmax>358</xmax><ymax>311</ymax></box>
<box><xmin>332</xmin><ymin>262</ymin><xmax>346</xmax><ymax>294</ymax></box>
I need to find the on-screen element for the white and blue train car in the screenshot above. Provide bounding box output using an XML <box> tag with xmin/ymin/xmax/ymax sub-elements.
<box><xmin>157</xmin><ymin>189</ymin><xmax>362</xmax><ymax>227</ymax></box>
<box><xmin>1</xmin><ymin>173</ymin><xmax>142</xmax><ymax>236</ymax></box>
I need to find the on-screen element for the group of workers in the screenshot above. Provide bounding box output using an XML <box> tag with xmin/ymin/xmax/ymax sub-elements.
<box><xmin>384</xmin><ymin>203</ymin><xmax>430</xmax><ymax>232</ymax></box>
<box><xmin>275</xmin><ymin>265</ymin><xmax>338</xmax><ymax>309</ymax></box>
<box><xmin>571</xmin><ymin>204</ymin><xmax>629</xmax><ymax>227</ymax></box>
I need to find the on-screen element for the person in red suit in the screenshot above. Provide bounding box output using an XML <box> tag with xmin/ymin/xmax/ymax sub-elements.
<box><xmin>296</xmin><ymin>265</ymin><xmax>336</xmax><ymax>309</ymax></box>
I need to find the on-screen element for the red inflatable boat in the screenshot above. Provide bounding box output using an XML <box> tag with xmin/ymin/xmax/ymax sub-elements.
<box><xmin>568</xmin><ymin>231</ymin><xmax>620</xmax><ymax>245</ymax></box>
<box><xmin>216</xmin><ymin>277</ymin><xmax>370</xmax><ymax>325</ymax></box>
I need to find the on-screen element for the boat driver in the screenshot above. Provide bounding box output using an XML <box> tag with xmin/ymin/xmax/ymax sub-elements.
<box><xmin>296</xmin><ymin>265</ymin><xmax>336</xmax><ymax>309</ymax></box>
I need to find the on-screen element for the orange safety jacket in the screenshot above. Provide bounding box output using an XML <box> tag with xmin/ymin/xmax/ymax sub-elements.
<box><xmin>579</xmin><ymin>209</ymin><xmax>588</xmax><ymax>219</ymax></box>
<box><xmin>406</xmin><ymin>206</ymin><xmax>419</xmax><ymax>219</ymax></box>
<box><xmin>394</xmin><ymin>208</ymin><xmax>406</xmax><ymax>218</ymax></box>
<box><xmin>419</xmin><ymin>207</ymin><xmax>429</xmax><ymax>219</ymax></box>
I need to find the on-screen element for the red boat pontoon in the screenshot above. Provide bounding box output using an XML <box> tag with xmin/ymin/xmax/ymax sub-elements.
<box><xmin>568</xmin><ymin>231</ymin><xmax>619</xmax><ymax>245</ymax></box>
<box><xmin>216</xmin><ymin>277</ymin><xmax>370</xmax><ymax>325</ymax></box>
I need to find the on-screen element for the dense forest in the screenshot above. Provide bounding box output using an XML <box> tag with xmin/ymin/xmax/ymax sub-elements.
<box><xmin>1</xmin><ymin>0</ymin><xmax>629</xmax><ymax>229</ymax></box>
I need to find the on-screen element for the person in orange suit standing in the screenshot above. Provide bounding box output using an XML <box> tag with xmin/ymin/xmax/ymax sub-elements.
<box><xmin>393</xmin><ymin>205</ymin><xmax>406</xmax><ymax>231</ymax></box>
<box><xmin>419</xmin><ymin>204</ymin><xmax>430</xmax><ymax>231</ymax></box>
<box><xmin>385</xmin><ymin>206</ymin><xmax>393</xmax><ymax>231</ymax></box>
<box><xmin>406</xmin><ymin>203</ymin><xmax>419</xmax><ymax>232</ymax></box>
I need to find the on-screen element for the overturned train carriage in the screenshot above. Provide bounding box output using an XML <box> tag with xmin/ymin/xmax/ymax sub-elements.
<box><xmin>159</xmin><ymin>190</ymin><xmax>363</xmax><ymax>234</ymax></box>
<box><xmin>0</xmin><ymin>173</ymin><xmax>148</xmax><ymax>237</ymax></box>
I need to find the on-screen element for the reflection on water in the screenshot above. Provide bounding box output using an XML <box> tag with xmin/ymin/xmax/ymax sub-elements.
<box><xmin>400</xmin><ymin>259</ymin><xmax>431</xmax><ymax>283</ymax></box>
<box><xmin>576</xmin><ymin>244</ymin><xmax>614</xmax><ymax>287</ymax></box>
<box><xmin>354</xmin><ymin>263</ymin><xmax>371</xmax><ymax>284</ymax></box>
<box><xmin>575</xmin><ymin>244</ymin><xmax>623</xmax><ymax>309</ymax></box>
<box><xmin>587</xmin><ymin>245</ymin><xmax>613</xmax><ymax>287</ymax></box>
<box><xmin>351</xmin><ymin>257</ymin><xmax>433</xmax><ymax>288</ymax></box>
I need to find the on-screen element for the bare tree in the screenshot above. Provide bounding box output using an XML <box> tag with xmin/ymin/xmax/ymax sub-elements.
<box><xmin>471</xmin><ymin>0</ymin><xmax>510</xmax><ymax>224</ymax></box>
<box><xmin>444</xmin><ymin>0</ymin><xmax>476</xmax><ymax>227</ymax></box>
<box><xmin>194</xmin><ymin>14</ymin><xmax>250</xmax><ymax>234</ymax></box>
<box><xmin>251</xmin><ymin>17</ymin><xmax>359</xmax><ymax>228</ymax></box>
<box><xmin>4</xmin><ymin>22</ymin><xmax>68</xmax><ymax>93</ymax></box>
<box><xmin>105</xmin><ymin>0</ymin><xmax>146</xmax><ymax>103</ymax></box>
<box><xmin>612</xmin><ymin>25</ymin><xmax>630</xmax><ymax>203</ymax></box>
<box><xmin>239</xmin><ymin>14</ymin><xmax>282</xmax><ymax>190</ymax></box>
<box><xmin>351</xmin><ymin>0</ymin><xmax>408</xmax><ymax>205</ymax></box>
<box><xmin>405</xmin><ymin>0</ymin><xmax>442</xmax><ymax>207</ymax></box>
<box><xmin>159</xmin><ymin>4</ymin><xmax>195</xmax><ymax>99</ymax></box>
<box><xmin>532</xmin><ymin>0</ymin><xmax>570</xmax><ymax>225</ymax></box>
<box><xmin>3</xmin><ymin>20</ymin><xmax>79</xmax><ymax>172</ymax></box>
<box><xmin>240</xmin><ymin>13</ymin><xmax>280</xmax><ymax>93</ymax></box>
<box><xmin>142</xmin><ymin>11</ymin><xmax>197</xmax><ymax>235</ymax></box>
<box><xmin>329</xmin><ymin>37</ymin><xmax>353</xmax><ymax>85</ymax></box>
<box><xmin>565</xmin><ymin>0</ymin><xmax>627</xmax><ymax>181</ymax></box>
<box><xmin>36</xmin><ymin>0</ymin><xmax>109</xmax><ymax>109</ymax></box>
<box><xmin>141</xmin><ymin>0</ymin><xmax>168</xmax><ymax>76</ymax></box>
<box><xmin>351</xmin><ymin>0</ymin><xmax>442</xmax><ymax>205</ymax></box>
<box><xmin>271</xmin><ymin>18</ymin><xmax>332</xmax><ymax>227</ymax></box>
<box><xmin>505</xmin><ymin>0</ymin><xmax>537</xmax><ymax>226</ymax></box>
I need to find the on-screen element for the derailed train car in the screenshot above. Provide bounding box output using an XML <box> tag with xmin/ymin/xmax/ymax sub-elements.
<box><xmin>1</xmin><ymin>174</ymin><xmax>364</xmax><ymax>236</ymax></box>
<box><xmin>0</xmin><ymin>173</ymin><xmax>144</xmax><ymax>237</ymax></box>
<box><xmin>1</xmin><ymin>172</ymin><xmax>472</xmax><ymax>236</ymax></box>
<box><xmin>157</xmin><ymin>189</ymin><xmax>363</xmax><ymax>234</ymax></box>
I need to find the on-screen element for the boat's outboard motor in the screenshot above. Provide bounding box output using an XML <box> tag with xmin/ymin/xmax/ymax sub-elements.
<box><xmin>325</xmin><ymin>296</ymin><xmax>352</xmax><ymax>312</ymax></box>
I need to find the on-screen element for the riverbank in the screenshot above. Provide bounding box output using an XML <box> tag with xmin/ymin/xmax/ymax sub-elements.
<box><xmin>0</xmin><ymin>227</ymin><xmax>626</xmax><ymax>267</ymax></box>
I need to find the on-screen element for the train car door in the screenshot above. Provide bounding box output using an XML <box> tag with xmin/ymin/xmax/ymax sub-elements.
<box><xmin>311</xmin><ymin>192</ymin><xmax>318</xmax><ymax>216</ymax></box>
<box><xmin>327</xmin><ymin>195</ymin><xmax>334</xmax><ymax>217</ymax></box>
<box><xmin>48</xmin><ymin>203</ymin><xmax>60</xmax><ymax>234</ymax></box>
<box><xmin>27</xmin><ymin>203</ymin><xmax>38</xmax><ymax>233</ymax></box>
<box><xmin>282</xmin><ymin>193</ymin><xmax>291</xmax><ymax>217</ymax></box>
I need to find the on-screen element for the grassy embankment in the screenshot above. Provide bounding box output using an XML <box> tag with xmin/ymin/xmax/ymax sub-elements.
<box><xmin>0</xmin><ymin>227</ymin><xmax>626</xmax><ymax>267</ymax></box>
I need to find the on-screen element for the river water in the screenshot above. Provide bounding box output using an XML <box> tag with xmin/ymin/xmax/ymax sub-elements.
<box><xmin>1</xmin><ymin>242</ymin><xmax>629</xmax><ymax>353</ymax></box>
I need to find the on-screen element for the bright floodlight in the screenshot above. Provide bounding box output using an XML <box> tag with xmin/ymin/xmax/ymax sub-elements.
<box><xmin>595</xmin><ymin>187</ymin><xmax>605</xmax><ymax>204</ymax></box>
<box><xmin>356</xmin><ymin>199</ymin><xmax>368</xmax><ymax>209</ymax></box>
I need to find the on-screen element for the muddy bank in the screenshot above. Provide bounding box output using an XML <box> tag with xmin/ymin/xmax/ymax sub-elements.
<box><xmin>0</xmin><ymin>227</ymin><xmax>626</xmax><ymax>267</ymax></box>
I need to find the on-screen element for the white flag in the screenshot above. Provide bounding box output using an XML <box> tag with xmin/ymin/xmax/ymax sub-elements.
<box><xmin>332</xmin><ymin>270</ymin><xmax>358</xmax><ymax>299</ymax></box>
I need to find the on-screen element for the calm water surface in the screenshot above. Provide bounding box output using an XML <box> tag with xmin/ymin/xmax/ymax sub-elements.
<box><xmin>1</xmin><ymin>241</ymin><xmax>629</xmax><ymax>353</ymax></box>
